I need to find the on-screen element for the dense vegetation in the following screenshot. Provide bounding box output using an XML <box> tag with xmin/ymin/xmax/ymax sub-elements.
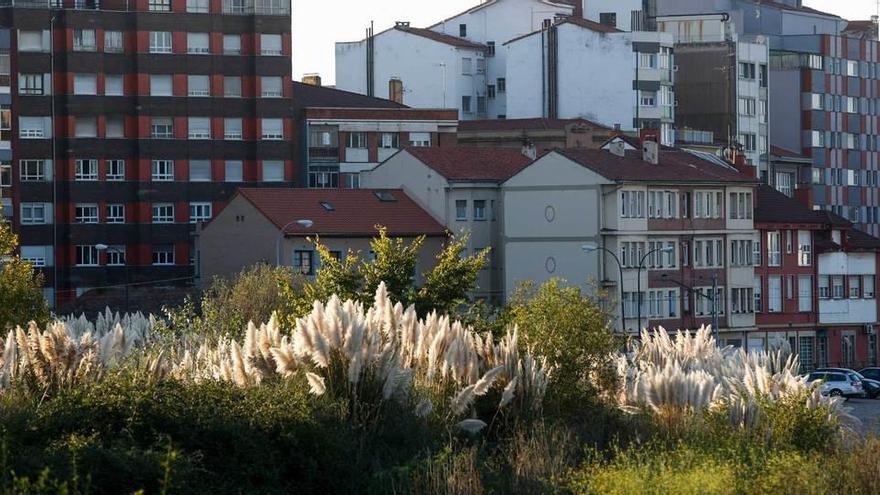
<box><xmin>0</xmin><ymin>231</ymin><xmax>877</xmax><ymax>494</ymax></box>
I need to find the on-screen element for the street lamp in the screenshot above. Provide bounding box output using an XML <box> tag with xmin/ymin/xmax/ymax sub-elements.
<box><xmin>582</xmin><ymin>243</ymin><xmax>626</xmax><ymax>331</ymax></box>
<box><xmin>275</xmin><ymin>219</ymin><xmax>314</xmax><ymax>267</ymax></box>
<box><xmin>636</xmin><ymin>245</ymin><xmax>675</xmax><ymax>332</ymax></box>
<box><xmin>661</xmin><ymin>272</ymin><xmax>721</xmax><ymax>345</ymax></box>
<box><xmin>95</xmin><ymin>243</ymin><xmax>130</xmax><ymax>313</ymax></box>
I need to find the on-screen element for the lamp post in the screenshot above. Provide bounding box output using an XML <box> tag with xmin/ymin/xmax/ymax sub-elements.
<box><xmin>275</xmin><ymin>219</ymin><xmax>314</xmax><ymax>267</ymax></box>
<box><xmin>582</xmin><ymin>243</ymin><xmax>626</xmax><ymax>331</ymax></box>
<box><xmin>95</xmin><ymin>243</ymin><xmax>129</xmax><ymax>313</ymax></box>
<box><xmin>636</xmin><ymin>245</ymin><xmax>675</xmax><ymax>332</ymax></box>
<box><xmin>662</xmin><ymin>272</ymin><xmax>721</xmax><ymax>345</ymax></box>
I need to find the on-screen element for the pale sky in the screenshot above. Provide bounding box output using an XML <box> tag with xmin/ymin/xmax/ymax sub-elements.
<box><xmin>292</xmin><ymin>0</ymin><xmax>878</xmax><ymax>85</ymax></box>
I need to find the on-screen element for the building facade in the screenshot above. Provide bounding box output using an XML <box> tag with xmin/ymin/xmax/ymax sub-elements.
<box><xmin>456</xmin><ymin>117</ymin><xmax>616</xmax><ymax>153</ymax></box>
<box><xmin>502</xmin><ymin>145</ymin><xmax>759</xmax><ymax>337</ymax></box>
<box><xmin>3</xmin><ymin>0</ymin><xmax>294</xmax><ymax>311</ymax></box>
<box><xmin>293</xmin><ymin>81</ymin><xmax>458</xmax><ymax>189</ymax></box>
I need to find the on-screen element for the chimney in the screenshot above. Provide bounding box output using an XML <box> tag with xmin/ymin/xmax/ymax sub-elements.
<box><xmin>642</xmin><ymin>140</ymin><xmax>659</xmax><ymax>165</ymax></box>
<box><xmin>301</xmin><ymin>74</ymin><xmax>322</xmax><ymax>86</ymax></box>
<box><xmin>521</xmin><ymin>141</ymin><xmax>537</xmax><ymax>160</ymax></box>
<box><xmin>794</xmin><ymin>185</ymin><xmax>814</xmax><ymax>210</ymax></box>
<box><xmin>388</xmin><ymin>77</ymin><xmax>403</xmax><ymax>103</ymax></box>
<box><xmin>609</xmin><ymin>140</ymin><xmax>626</xmax><ymax>157</ymax></box>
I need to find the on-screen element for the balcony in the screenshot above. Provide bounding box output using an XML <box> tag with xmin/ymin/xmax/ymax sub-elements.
<box><xmin>309</xmin><ymin>147</ymin><xmax>338</xmax><ymax>162</ymax></box>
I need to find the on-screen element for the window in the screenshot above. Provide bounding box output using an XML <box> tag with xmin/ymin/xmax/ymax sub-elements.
<box><xmin>105</xmin><ymin>246</ymin><xmax>126</xmax><ymax>266</ymax></box>
<box><xmin>477</xmin><ymin>96</ymin><xmax>487</xmax><ymax>114</ymax></box>
<box><xmin>261</xmin><ymin>119</ymin><xmax>283</xmax><ymax>140</ymax></box>
<box><xmin>73</xmin><ymin>29</ymin><xmax>96</xmax><ymax>51</ymax></box>
<box><xmin>739</xmin><ymin>133</ymin><xmax>757</xmax><ymax>151</ymax></box>
<box><xmin>106</xmin><ymin>204</ymin><xmax>125</xmax><ymax>224</ymax></box>
<box><xmin>754</xmin><ymin>276</ymin><xmax>763</xmax><ymax>312</ymax></box>
<box><xmin>620</xmin><ymin>190</ymin><xmax>645</xmax><ymax>218</ymax></box>
<box><xmin>811</xmin><ymin>130</ymin><xmax>825</xmax><ymax>148</ymax></box>
<box><xmin>187</xmin><ymin>33</ymin><xmax>210</xmax><ymax>54</ymax></box>
<box><xmin>461</xmin><ymin>95</ymin><xmax>472</xmax><ymax>114</ymax></box>
<box><xmin>738</xmin><ymin>97</ymin><xmax>756</xmax><ymax>116</ymax></box>
<box><xmin>105</xmin><ymin>75</ymin><xmax>123</xmax><ymax>96</ymax></box>
<box><xmin>730</xmin><ymin>240</ymin><xmax>754</xmax><ymax>267</ymax></box>
<box><xmin>797</xmin><ymin>231</ymin><xmax>811</xmax><ymax>266</ymax></box>
<box><xmin>730</xmin><ymin>288</ymin><xmax>755</xmax><ymax>314</ymax></box>
<box><xmin>728</xmin><ymin>192</ymin><xmax>753</xmax><ymax>220</ymax></box>
<box><xmin>767</xmin><ymin>231</ymin><xmax>781</xmax><ymax>266</ymax></box>
<box><xmin>785</xmin><ymin>230</ymin><xmax>793</xmax><ymax>255</ymax></box>
<box><xmin>75</xmin><ymin>159</ymin><xmax>97</xmax><ymax>180</ymax></box>
<box><xmin>150</xmin><ymin>117</ymin><xmax>173</xmax><ymax>139</ymax></box>
<box><xmin>20</xmin><ymin>246</ymin><xmax>52</xmax><ymax>268</ymax></box>
<box><xmin>224</xmin><ymin>76</ymin><xmax>241</xmax><ymax>97</ymax></box>
<box><xmin>459</xmin><ymin>24</ymin><xmax>467</xmax><ymax>37</ymax></box>
<box><xmin>474</xmin><ymin>200</ymin><xmax>486</xmax><ymax>220</ymax></box>
<box><xmin>487</xmin><ymin>84</ymin><xmax>496</xmax><ymax>98</ymax></box>
<box><xmin>223</xmin><ymin>118</ymin><xmax>242</xmax><ymax>140</ymax></box>
<box><xmin>497</xmin><ymin>78</ymin><xmax>506</xmax><ymax>92</ymax></box>
<box><xmin>261</xmin><ymin>76</ymin><xmax>282</xmax><ymax>97</ymax></box>
<box><xmin>152</xmin><ymin>245</ymin><xmax>175</xmax><ymax>265</ymax></box>
<box><xmin>639</xmin><ymin>90</ymin><xmax>656</xmax><ymax>107</ymax></box>
<box><xmin>865</xmin><ymin>276</ymin><xmax>875</xmax><ymax>298</ymax></box>
<box><xmin>75</xmin><ymin>203</ymin><xmax>98</xmax><ymax>224</ymax></box>
<box><xmin>599</xmin><ymin>12</ymin><xmax>617</xmax><ymax>27</ymax></box>
<box><xmin>188</xmin><ymin>75</ymin><xmax>210</xmax><ymax>96</ymax></box>
<box><xmin>150</xmin><ymin>75</ymin><xmax>173</xmax><ymax>96</ymax></box>
<box><xmin>819</xmin><ymin>276</ymin><xmax>830</xmax><ymax>299</ymax></box>
<box><xmin>461</xmin><ymin>57</ymin><xmax>472</xmax><ymax>75</ymax></box>
<box><xmin>73</xmin><ymin>117</ymin><xmax>97</xmax><ymax>138</ymax></box>
<box><xmin>739</xmin><ymin>62</ymin><xmax>756</xmax><ymax>80</ymax></box>
<box><xmin>850</xmin><ymin>276</ymin><xmax>861</xmax><ymax>299</ymax></box>
<box><xmin>759</xmin><ymin>64</ymin><xmax>768</xmax><ymax>88</ymax></box>
<box><xmin>294</xmin><ymin>250</ymin><xmax>313</xmax><ymax>275</ymax></box>
<box><xmin>620</xmin><ymin>242</ymin><xmax>647</xmax><ymax>268</ymax></box>
<box><xmin>187</xmin><ymin>0</ymin><xmax>209</xmax><ymax>12</ymax></box>
<box><xmin>106</xmin><ymin>160</ymin><xmax>125</xmax><ymax>181</ymax></box>
<box><xmin>18</xmin><ymin>31</ymin><xmax>45</xmax><ymax>52</ymax></box>
<box><xmin>20</xmin><ymin>203</ymin><xmax>48</xmax><ymax>224</ymax></box>
<box><xmin>768</xmin><ymin>276</ymin><xmax>782</xmax><ymax>313</ymax></box>
<box><xmin>76</xmin><ymin>246</ymin><xmax>99</xmax><ymax>266</ymax></box>
<box><xmin>262</xmin><ymin>161</ymin><xmax>284</xmax><ymax>182</ymax></box>
<box><xmin>758</xmin><ymin>100</ymin><xmax>767</xmax><ymax>124</ymax></box>
<box><xmin>487</xmin><ymin>41</ymin><xmax>495</xmax><ymax>57</ymax></box>
<box><xmin>693</xmin><ymin>239</ymin><xmax>724</xmax><ymax>268</ymax></box>
<box><xmin>456</xmin><ymin>200</ymin><xmax>467</xmax><ymax>221</ymax></box>
<box><xmin>409</xmin><ymin>132</ymin><xmax>431</xmax><ymax>147</ymax></box>
<box><xmin>346</xmin><ymin>132</ymin><xmax>367</xmax><ymax>148</ymax></box>
<box><xmin>832</xmin><ymin>276</ymin><xmax>845</xmax><ymax>299</ymax></box>
<box><xmin>19</xmin><ymin>74</ymin><xmax>44</xmax><ymax>95</ymax></box>
<box><xmin>149</xmin><ymin>0</ymin><xmax>171</xmax><ymax>11</ymax></box>
<box><xmin>223</xmin><ymin>34</ymin><xmax>241</xmax><ymax>55</ymax></box>
<box><xmin>152</xmin><ymin>203</ymin><xmax>175</xmax><ymax>223</ymax></box>
<box><xmin>149</xmin><ymin>32</ymin><xmax>172</xmax><ymax>54</ymax></box>
<box><xmin>380</xmin><ymin>133</ymin><xmax>399</xmax><ymax>149</ymax></box>
<box><xmin>19</xmin><ymin>117</ymin><xmax>50</xmax><ymax>138</ymax></box>
<box><xmin>189</xmin><ymin>202</ymin><xmax>212</xmax><ymax>223</ymax></box>
<box><xmin>20</xmin><ymin>160</ymin><xmax>48</xmax><ymax>181</ymax></box>
<box><xmin>106</xmin><ymin>116</ymin><xmax>124</xmax><ymax>138</ymax></box>
<box><xmin>189</xmin><ymin>160</ymin><xmax>211</xmax><ymax>182</ymax></box>
<box><xmin>260</xmin><ymin>34</ymin><xmax>282</xmax><ymax>55</ymax></box>
<box><xmin>152</xmin><ymin>160</ymin><xmax>174</xmax><ymax>181</ymax></box>
<box><xmin>188</xmin><ymin>117</ymin><xmax>211</xmax><ymax>139</ymax></box>
<box><xmin>639</xmin><ymin>53</ymin><xmax>657</xmax><ymax>69</ymax></box>
<box><xmin>104</xmin><ymin>31</ymin><xmax>123</xmax><ymax>53</ymax></box>
<box><xmin>225</xmin><ymin>160</ymin><xmax>243</xmax><ymax>182</ymax></box>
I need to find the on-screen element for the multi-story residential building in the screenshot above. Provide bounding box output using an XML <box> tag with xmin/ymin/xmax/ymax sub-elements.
<box><xmin>657</xmin><ymin>14</ymin><xmax>771</xmax><ymax>177</ymax></box>
<box><xmin>361</xmin><ymin>146</ymin><xmax>533</xmax><ymax>302</ymax></box>
<box><xmin>198</xmin><ymin>188</ymin><xmax>447</xmax><ymax>283</ymax></box>
<box><xmin>335</xmin><ymin>0</ymin><xmax>580</xmax><ymax>120</ymax></box>
<box><xmin>501</xmin><ymin>142</ymin><xmax>759</xmax><ymax>336</ymax></box>
<box><xmin>504</xmin><ymin>17</ymin><xmax>677</xmax><ymax>145</ymax></box>
<box><xmin>4</xmin><ymin>0</ymin><xmax>294</xmax><ymax>311</ymax></box>
<box><xmin>754</xmin><ymin>184</ymin><xmax>880</xmax><ymax>369</ymax></box>
<box><xmin>456</xmin><ymin>117</ymin><xmax>616</xmax><ymax>153</ymax></box>
<box><xmin>293</xmin><ymin>80</ymin><xmax>458</xmax><ymax>189</ymax></box>
<box><xmin>769</xmin><ymin>34</ymin><xmax>880</xmax><ymax>236</ymax></box>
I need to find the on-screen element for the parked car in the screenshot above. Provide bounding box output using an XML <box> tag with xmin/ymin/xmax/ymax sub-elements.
<box><xmin>806</xmin><ymin>371</ymin><xmax>863</xmax><ymax>398</ymax></box>
<box><xmin>815</xmin><ymin>367</ymin><xmax>879</xmax><ymax>398</ymax></box>
<box><xmin>858</xmin><ymin>367</ymin><xmax>880</xmax><ymax>381</ymax></box>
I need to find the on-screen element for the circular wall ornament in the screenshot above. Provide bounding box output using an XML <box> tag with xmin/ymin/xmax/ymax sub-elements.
<box><xmin>544</xmin><ymin>205</ymin><xmax>556</xmax><ymax>222</ymax></box>
<box><xmin>545</xmin><ymin>256</ymin><xmax>557</xmax><ymax>274</ymax></box>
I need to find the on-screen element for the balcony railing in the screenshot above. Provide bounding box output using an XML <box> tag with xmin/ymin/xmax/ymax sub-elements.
<box><xmin>309</xmin><ymin>147</ymin><xmax>339</xmax><ymax>162</ymax></box>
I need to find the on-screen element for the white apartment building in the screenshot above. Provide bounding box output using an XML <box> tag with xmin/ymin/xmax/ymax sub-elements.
<box><xmin>501</xmin><ymin>143</ymin><xmax>759</xmax><ymax>335</ymax></box>
<box><xmin>505</xmin><ymin>17</ymin><xmax>676</xmax><ymax>145</ymax></box>
<box><xmin>360</xmin><ymin>146</ymin><xmax>534</xmax><ymax>302</ymax></box>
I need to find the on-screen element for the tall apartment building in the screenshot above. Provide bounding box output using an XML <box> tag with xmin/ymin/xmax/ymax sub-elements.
<box><xmin>2</xmin><ymin>0</ymin><xmax>294</xmax><ymax>311</ymax></box>
<box><xmin>770</xmin><ymin>34</ymin><xmax>880</xmax><ymax>237</ymax></box>
<box><xmin>657</xmin><ymin>14</ymin><xmax>770</xmax><ymax>177</ymax></box>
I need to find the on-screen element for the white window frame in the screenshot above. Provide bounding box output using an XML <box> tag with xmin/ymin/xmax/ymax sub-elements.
<box><xmin>149</xmin><ymin>31</ymin><xmax>172</xmax><ymax>54</ymax></box>
<box><xmin>152</xmin><ymin>203</ymin><xmax>175</xmax><ymax>224</ymax></box>
<box><xmin>74</xmin><ymin>159</ymin><xmax>98</xmax><ymax>181</ymax></box>
<box><xmin>189</xmin><ymin>202</ymin><xmax>213</xmax><ymax>223</ymax></box>
<box><xmin>151</xmin><ymin>160</ymin><xmax>174</xmax><ymax>181</ymax></box>
<box><xmin>106</xmin><ymin>204</ymin><xmax>125</xmax><ymax>224</ymax></box>
<box><xmin>74</xmin><ymin>203</ymin><xmax>99</xmax><ymax>224</ymax></box>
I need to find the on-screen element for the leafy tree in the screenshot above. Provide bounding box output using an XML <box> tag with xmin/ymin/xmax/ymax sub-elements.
<box><xmin>283</xmin><ymin>227</ymin><xmax>488</xmax><ymax>323</ymax></box>
<box><xmin>0</xmin><ymin>204</ymin><xmax>49</xmax><ymax>329</ymax></box>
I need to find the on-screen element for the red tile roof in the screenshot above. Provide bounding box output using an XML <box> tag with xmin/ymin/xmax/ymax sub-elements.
<box><xmin>754</xmin><ymin>185</ymin><xmax>848</xmax><ymax>225</ymax></box>
<box><xmin>554</xmin><ymin>148</ymin><xmax>757</xmax><ymax>184</ymax></box>
<box><xmin>458</xmin><ymin>117</ymin><xmax>612</xmax><ymax>132</ymax></box>
<box><xmin>395</xmin><ymin>26</ymin><xmax>488</xmax><ymax>50</ymax></box>
<box><xmin>403</xmin><ymin>146</ymin><xmax>534</xmax><ymax>182</ymax></box>
<box><xmin>236</xmin><ymin>188</ymin><xmax>446</xmax><ymax>237</ymax></box>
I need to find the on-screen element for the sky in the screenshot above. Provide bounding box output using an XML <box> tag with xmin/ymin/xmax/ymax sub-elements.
<box><xmin>291</xmin><ymin>0</ymin><xmax>879</xmax><ymax>85</ymax></box>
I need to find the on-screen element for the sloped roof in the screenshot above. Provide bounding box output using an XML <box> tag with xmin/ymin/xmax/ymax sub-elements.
<box><xmin>394</xmin><ymin>26</ymin><xmax>488</xmax><ymax>50</ymax></box>
<box><xmin>843</xmin><ymin>20</ymin><xmax>878</xmax><ymax>39</ymax></box>
<box><xmin>403</xmin><ymin>146</ymin><xmax>534</xmax><ymax>182</ymax></box>
<box><xmin>846</xmin><ymin>228</ymin><xmax>880</xmax><ymax>250</ymax></box>
<box><xmin>749</xmin><ymin>0</ymin><xmax>839</xmax><ymax>18</ymax></box>
<box><xmin>458</xmin><ymin>117</ymin><xmax>612</xmax><ymax>132</ymax></box>
<box><xmin>769</xmin><ymin>145</ymin><xmax>807</xmax><ymax>159</ymax></box>
<box><xmin>506</xmin><ymin>15</ymin><xmax>622</xmax><ymax>45</ymax></box>
<box><xmin>754</xmin><ymin>185</ymin><xmax>848</xmax><ymax>225</ymax></box>
<box><xmin>293</xmin><ymin>81</ymin><xmax>407</xmax><ymax>110</ymax></box>
<box><xmin>554</xmin><ymin>148</ymin><xmax>755</xmax><ymax>183</ymax></box>
<box><xmin>235</xmin><ymin>188</ymin><xmax>446</xmax><ymax>237</ymax></box>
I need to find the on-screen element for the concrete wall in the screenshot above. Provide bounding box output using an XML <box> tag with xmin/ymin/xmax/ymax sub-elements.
<box><xmin>819</xmin><ymin>252</ymin><xmax>878</xmax><ymax>325</ymax></box>
<box><xmin>583</xmin><ymin>0</ymin><xmax>642</xmax><ymax>31</ymax></box>
<box><xmin>198</xmin><ymin>195</ymin><xmax>280</xmax><ymax>282</ymax></box>
<box><xmin>768</xmin><ymin>69</ymin><xmax>802</xmax><ymax>152</ymax></box>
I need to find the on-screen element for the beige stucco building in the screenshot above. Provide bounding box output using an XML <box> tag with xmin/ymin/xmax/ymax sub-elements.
<box><xmin>197</xmin><ymin>188</ymin><xmax>446</xmax><ymax>284</ymax></box>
